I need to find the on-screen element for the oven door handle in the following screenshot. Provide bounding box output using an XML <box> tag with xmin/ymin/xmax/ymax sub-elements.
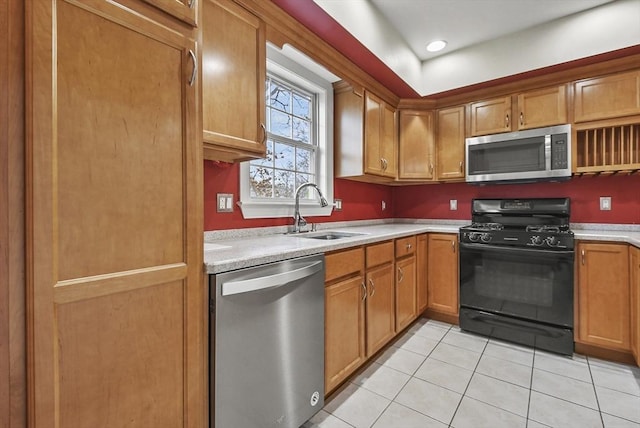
<box><xmin>459</xmin><ymin>242</ymin><xmax>574</xmax><ymax>258</ymax></box>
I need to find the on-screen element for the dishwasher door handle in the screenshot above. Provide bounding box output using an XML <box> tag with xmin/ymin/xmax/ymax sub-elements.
<box><xmin>221</xmin><ymin>260</ymin><xmax>323</xmax><ymax>296</ymax></box>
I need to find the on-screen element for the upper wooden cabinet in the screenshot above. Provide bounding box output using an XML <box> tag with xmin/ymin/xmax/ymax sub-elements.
<box><xmin>517</xmin><ymin>85</ymin><xmax>567</xmax><ymax>130</ymax></box>
<box><xmin>142</xmin><ymin>0</ymin><xmax>197</xmax><ymax>25</ymax></box>
<box><xmin>335</xmin><ymin>83</ymin><xmax>398</xmax><ymax>181</ymax></box>
<box><xmin>27</xmin><ymin>1</ymin><xmax>204</xmax><ymax>426</ymax></box>
<box><xmin>577</xmin><ymin>242</ymin><xmax>630</xmax><ymax>351</ymax></box>
<box><xmin>398</xmin><ymin>110</ymin><xmax>435</xmax><ymax>180</ymax></box>
<box><xmin>470</xmin><ymin>86</ymin><xmax>567</xmax><ymax>136</ymax></box>
<box><xmin>469</xmin><ymin>96</ymin><xmax>512</xmax><ymax>136</ymax></box>
<box><xmin>574</xmin><ymin>70</ymin><xmax>640</xmax><ymax>123</ymax></box>
<box><xmin>202</xmin><ymin>0</ymin><xmax>267</xmax><ymax>162</ymax></box>
<box><xmin>436</xmin><ymin>106</ymin><xmax>466</xmax><ymax>181</ymax></box>
<box><xmin>630</xmin><ymin>246</ymin><xmax>640</xmax><ymax>366</ymax></box>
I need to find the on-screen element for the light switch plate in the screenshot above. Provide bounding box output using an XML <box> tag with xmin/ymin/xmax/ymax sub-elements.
<box><xmin>600</xmin><ymin>196</ymin><xmax>611</xmax><ymax>211</ymax></box>
<box><xmin>217</xmin><ymin>193</ymin><xmax>234</xmax><ymax>213</ymax></box>
<box><xmin>450</xmin><ymin>199</ymin><xmax>458</xmax><ymax>211</ymax></box>
<box><xmin>334</xmin><ymin>199</ymin><xmax>342</xmax><ymax>211</ymax></box>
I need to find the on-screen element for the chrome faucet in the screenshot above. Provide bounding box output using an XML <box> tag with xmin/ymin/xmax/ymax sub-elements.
<box><xmin>293</xmin><ymin>183</ymin><xmax>329</xmax><ymax>233</ymax></box>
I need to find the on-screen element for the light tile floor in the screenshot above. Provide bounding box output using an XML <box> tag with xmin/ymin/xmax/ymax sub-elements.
<box><xmin>302</xmin><ymin>318</ymin><xmax>640</xmax><ymax>428</ymax></box>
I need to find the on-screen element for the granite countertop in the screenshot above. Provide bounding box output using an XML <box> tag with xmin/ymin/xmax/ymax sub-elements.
<box><xmin>204</xmin><ymin>219</ymin><xmax>640</xmax><ymax>274</ymax></box>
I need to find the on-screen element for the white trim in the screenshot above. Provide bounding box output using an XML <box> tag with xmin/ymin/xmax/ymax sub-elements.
<box><xmin>239</xmin><ymin>44</ymin><xmax>335</xmax><ymax>219</ymax></box>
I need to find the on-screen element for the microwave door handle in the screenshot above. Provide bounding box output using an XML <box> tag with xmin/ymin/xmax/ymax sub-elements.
<box><xmin>545</xmin><ymin>134</ymin><xmax>552</xmax><ymax>171</ymax></box>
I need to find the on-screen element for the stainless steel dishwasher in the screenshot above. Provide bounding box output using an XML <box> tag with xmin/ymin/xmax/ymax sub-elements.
<box><xmin>210</xmin><ymin>254</ymin><xmax>325</xmax><ymax>428</ymax></box>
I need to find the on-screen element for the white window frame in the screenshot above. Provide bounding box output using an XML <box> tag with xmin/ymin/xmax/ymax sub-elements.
<box><xmin>239</xmin><ymin>44</ymin><xmax>335</xmax><ymax>219</ymax></box>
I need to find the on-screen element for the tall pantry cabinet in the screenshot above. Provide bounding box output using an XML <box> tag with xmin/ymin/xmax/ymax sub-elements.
<box><xmin>25</xmin><ymin>1</ymin><xmax>204</xmax><ymax>427</ymax></box>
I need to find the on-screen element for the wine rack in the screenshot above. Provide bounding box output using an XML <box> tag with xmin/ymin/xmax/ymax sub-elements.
<box><xmin>575</xmin><ymin>123</ymin><xmax>640</xmax><ymax>174</ymax></box>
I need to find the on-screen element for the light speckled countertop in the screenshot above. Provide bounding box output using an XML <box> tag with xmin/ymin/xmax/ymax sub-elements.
<box><xmin>204</xmin><ymin>220</ymin><xmax>640</xmax><ymax>274</ymax></box>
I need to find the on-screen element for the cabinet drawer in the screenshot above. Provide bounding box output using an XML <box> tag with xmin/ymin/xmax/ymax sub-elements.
<box><xmin>325</xmin><ymin>247</ymin><xmax>364</xmax><ymax>283</ymax></box>
<box><xmin>395</xmin><ymin>236</ymin><xmax>417</xmax><ymax>258</ymax></box>
<box><xmin>366</xmin><ymin>241</ymin><xmax>394</xmax><ymax>268</ymax></box>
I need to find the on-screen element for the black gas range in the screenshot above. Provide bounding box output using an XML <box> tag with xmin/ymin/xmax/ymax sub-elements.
<box><xmin>459</xmin><ymin>198</ymin><xmax>575</xmax><ymax>355</ymax></box>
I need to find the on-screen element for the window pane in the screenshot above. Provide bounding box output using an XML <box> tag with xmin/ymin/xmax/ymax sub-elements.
<box><xmin>269</xmin><ymin>109</ymin><xmax>291</xmax><ymax>139</ymax></box>
<box><xmin>293</xmin><ymin>93</ymin><xmax>311</xmax><ymax>120</ymax></box>
<box><xmin>295</xmin><ymin>174</ymin><xmax>312</xmax><ymax>199</ymax></box>
<box><xmin>274</xmin><ymin>142</ymin><xmax>294</xmax><ymax>170</ymax></box>
<box><xmin>249</xmin><ymin>165</ymin><xmax>273</xmax><ymax>198</ymax></box>
<box><xmin>296</xmin><ymin>147</ymin><xmax>313</xmax><ymax>173</ymax></box>
<box><xmin>269</xmin><ymin>82</ymin><xmax>291</xmax><ymax>113</ymax></box>
<box><xmin>274</xmin><ymin>170</ymin><xmax>294</xmax><ymax>198</ymax></box>
<box><xmin>292</xmin><ymin>117</ymin><xmax>310</xmax><ymax>144</ymax></box>
<box><xmin>250</xmin><ymin>140</ymin><xmax>274</xmax><ymax>168</ymax></box>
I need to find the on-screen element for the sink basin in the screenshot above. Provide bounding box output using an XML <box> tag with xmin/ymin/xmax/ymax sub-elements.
<box><xmin>294</xmin><ymin>231</ymin><xmax>366</xmax><ymax>240</ymax></box>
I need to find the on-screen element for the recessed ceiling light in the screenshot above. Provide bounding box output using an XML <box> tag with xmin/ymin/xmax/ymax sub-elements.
<box><xmin>426</xmin><ymin>40</ymin><xmax>447</xmax><ymax>52</ymax></box>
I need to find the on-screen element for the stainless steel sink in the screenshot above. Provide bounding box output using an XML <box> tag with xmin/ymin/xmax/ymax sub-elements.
<box><xmin>291</xmin><ymin>231</ymin><xmax>366</xmax><ymax>240</ymax></box>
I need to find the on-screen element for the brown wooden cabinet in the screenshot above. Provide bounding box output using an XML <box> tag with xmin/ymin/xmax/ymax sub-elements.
<box><xmin>436</xmin><ymin>106</ymin><xmax>466</xmax><ymax>181</ymax></box>
<box><xmin>395</xmin><ymin>236</ymin><xmax>417</xmax><ymax>331</ymax></box>
<box><xmin>417</xmin><ymin>234</ymin><xmax>429</xmax><ymax>314</ymax></box>
<box><xmin>202</xmin><ymin>0</ymin><xmax>267</xmax><ymax>162</ymax></box>
<box><xmin>629</xmin><ymin>246</ymin><xmax>640</xmax><ymax>365</ymax></box>
<box><xmin>469</xmin><ymin>96</ymin><xmax>512</xmax><ymax>136</ymax></box>
<box><xmin>324</xmin><ymin>247</ymin><xmax>366</xmax><ymax>393</ymax></box>
<box><xmin>398</xmin><ymin>110</ymin><xmax>435</xmax><ymax>180</ymax></box>
<box><xmin>427</xmin><ymin>234</ymin><xmax>459</xmax><ymax>320</ymax></box>
<box><xmin>143</xmin><ymin>0</ymin><xmax>197</xmax><ymax>25</ymax></box>
<box><xmin>577</xmin><ymin>242</ymin><xmax>630</xmax><ymax>351</ymax></box>
<box><xmin>365</xmin><ymin>242</ymin><xmax>396</xmax><ymax>355</ymax></box>
<box><xmin>335</xmin><ymin>83</ymin><xmax>398</xmax><ymax>181</ymax></box>
<box><xmin>517</xmin><ymin>85</ymin><xmax>567</xmax><ymax>130</ymax></box>
<box><xmin>574</xmin><ymin>70</ymin><xmax>640</xmax><ymax>123</ymax></box>
<box><xmin>26</xmin><ymin>1</ymin><xmax>204</xmax><ymax>426</ymax></box>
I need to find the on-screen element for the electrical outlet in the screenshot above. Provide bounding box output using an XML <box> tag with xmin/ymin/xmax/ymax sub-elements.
<box><xmin>381</xmin><ymin>200</ymin><xmax>387</xmax><ymax>211</ymax></box>
<box><xmin>599</xmin><ymin>196</ymin><xmax>612</xmax><ymax>211</ymax></box>
<box><xmin>450</xmin><ymin>199</ymin><xmax>458</xmax><ymax>211</ymax></box>
<box><xmin>334</xmin><ymin>199</ymin><xmax>342</xmax><ymax>211</ymax></box>
<box><xmin>217</xmin><ymin>193</ymin><xmax>234</xmax><ymax>213</ymax></box>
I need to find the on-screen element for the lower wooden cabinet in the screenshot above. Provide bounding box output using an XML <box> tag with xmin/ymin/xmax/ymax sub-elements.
<box><xmin>630</xmin><ymin>246</ymin><xmax>640</xmax><ymax>365</ymax></box>
<box><xmin>365</xmin><ymin>242</ymin><xmax>396</xmax><ymax>356</ymax></box>
<box><xmin>395</xmin><ymin>255</ymin><xmax>417</xmax><ymax>331</ymax></box>
<box><xmin>417</xmin><ymin>234</ymin><xmax>429</xmax><ymax>313</ymax></box>
<box><xmin>577</xmin><ymin>242</ymin><xmax>630</xmax><ymax>351</ymax></box>
<box><xmin>427</xmin><ymin>234</ymin><xmax>459</xmax><ymax>318</ymax></box>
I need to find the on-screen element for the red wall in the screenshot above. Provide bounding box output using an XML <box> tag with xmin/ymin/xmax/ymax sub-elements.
<box><xmin>204</xmin><ymin>161</ymin><xmax>640</xmax><ymax>230</ymax></box>
<box><xmin>394</xmin><ymin>175</ymin><xmax>640</xmax><ymax>224</ymax></box>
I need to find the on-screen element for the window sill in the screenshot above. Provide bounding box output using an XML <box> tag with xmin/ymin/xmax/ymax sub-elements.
<box><xmin>238</xmin><ymin>201</ymin><xmax>334</xmax><ymax>220</ymax></box>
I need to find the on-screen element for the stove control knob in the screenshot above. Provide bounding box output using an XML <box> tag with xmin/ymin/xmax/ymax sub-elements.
<box><xmin>545</xmin><ymin>236</ymin><xmax>559</xmax><ymax>247</ymax></box>
<box><xmin>530</xmin><ymin>235</ymin><xmax>543</xmax><ymax>246</ymax></box>
<box><xmin>480</xmin><ymin>233</ymin><xmax>492</xmax><ymax>243</ymax></box>
<box><xmin>468</xmin><ymin>232</ymin><xmax>480</xmax><ymax>242</ymax></box>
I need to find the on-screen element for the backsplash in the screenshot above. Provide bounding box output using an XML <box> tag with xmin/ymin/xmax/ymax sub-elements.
<box><xmin>204</xmin><ymin>161</ymin><xmax>640</xmax><ymax>230</ymax></box>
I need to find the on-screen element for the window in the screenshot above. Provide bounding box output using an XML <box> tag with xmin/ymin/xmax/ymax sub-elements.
<box><xmin>239</xmin><ymin>45</ymin><xmax>336</xmax><ymax>219</ymax></box>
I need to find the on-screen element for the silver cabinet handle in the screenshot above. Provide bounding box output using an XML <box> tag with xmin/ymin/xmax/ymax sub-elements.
<box><xmin>452</xmin><ymin>240</ymin><xmax>456</xmax><ymax>253</ymax></box>
<box><xmin>459</xmin><ymin>161</ymin><xmax>463</xmax><ymax>173</ymax></box>
<box><xmin>221</xmin><ymin>261</ymin><xmax>322</xmax><ymax>296</ymax></box>
<box><xmin>188</xmin><ymin>0</ymin><xmax>196</xmax><ymax>8</ymax></box>
<box><xmin>188</xmin><ymin>49</ymin><xmax>197</xmax><ymax>86</ymax></box>
<box><xmin>581</xmin><ymin>249</ymin><xmax>585</xmax><ymax>265</ymax></box>
<box><xmin>398</xmin><ymin>267</ymin><xmax>404</xmax><ymax>283</ymax></box>
<box><xmin>505</xmin><ymin>114</ymin><xmax>510</xmax><ymax>128</ymax></box>
<box><xmin>361</xmin><ymin>282</ymin><xmax>367</xmax><ymax>301</ymax></box>
<box><xmin>430</xmin><ymin>163</ymin><xmax>434</xmax><ymax>173</ymax></box>
<box><xmin>260</xmin><ymin>123</ymin><xmax>267</xmax><ymax>145</ymax></box>
<box><xmin>520</xmin><ymin>112</ymin><xmax>524</xmax><ymax>126</ymax></box>
<box><xmin>406</xmin><ymin>243</ymin><xmax>412</xmax><ymax>250</ymax></box>
<box><xmin>369</xmin><ymin>278</ymin><xmax>375</xmax><ymax>297</ymax></box>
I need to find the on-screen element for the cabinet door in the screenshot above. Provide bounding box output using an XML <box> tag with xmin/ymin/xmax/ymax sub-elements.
<box><xmin>381</xmin><ymin>102</ymin><xmax>398</xmax><ymax>177</ymax></box>
<box><xmin>417</xmin><ymin>234</ymin><xmax>428</xmax><ymax>314</ymax></box>
<box><xmin>630</xmin><ymin>246</ymin><xmax>639</xmax><ymax>365</ymax></box>
<box><xmin>142</xmin><ymin>0</ymin><xmax>197</xmax><ymax>25</ymax></box>
<box><xmin>470</xmin><ymin>96</ymin><xmax>512</xmax><ymax>136</ymax></box>
<box><xmin>366</xmin><ymin>265</ymin><xmax>396</xmax><ymax>355</ymax></box>
<box><xmin>436</xmin><ymin>106</ymin><xmax>465</xmax><ymax>181</ymax></box>
<box><xmin>398</xmin><ymin>110</ymin><xmax>435</xmax><ymax>180</ymax></box>
<box><xmin>574</xmin><ymin>70</ymin><xmax>640</xmax><ymax>123</ymax></box>
<box><xmin>364</xmin><ymin>92</ymin><xmax>384</xmax><ymax>176</ymax></box>
<box><xmin>325</xmin><ymin>276</ymin><xmax>366</xmax><ymax>393</ymax></box>
<box><xmin>202</xmin><ymin>0</ymin><xmax>266</xmax><ymax>162</ymax></box>
<box><xmin>427</xmin><ymin>234</ymin><xmax>459</xmax><ymax>316</ymax></box>
<box><xmin>517</xmin><ymin>85</ymin><xmax>567</xmax><ymax>130</ymax></box>
<box><xmin>577</xmin><ymin>243</ymin><xmax>630</xmax><ymax>350</ymax></box>
<box><xmin>395</xmin><ymin>256</ymin><xmax>417</xmax><ymax>331</ymax></box>
<box><xmin>27</xmin><ymin>1</ymin><xmax>203</xmax><ymax>427</ymax></box>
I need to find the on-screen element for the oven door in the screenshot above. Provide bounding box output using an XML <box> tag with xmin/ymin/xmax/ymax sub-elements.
<box><xmin>459</xmin><ymin>242</ymin><xmax>574</xmax><ymax>328</ymax></box>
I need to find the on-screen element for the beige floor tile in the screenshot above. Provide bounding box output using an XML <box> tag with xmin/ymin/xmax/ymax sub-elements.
<box><xmin>485</xmin><ymin>340</ymin><xmax>534</xmax><ymax>367</ymax></box>
<box><xmin>413</xmin><ymin>357</ymin><xmax>473</xmax><ymax>394</ymax></box>
<box><xmin>528</xmin><ymin>391</ymin><xmax>603</xmax><ymax>428</ymax></box>
<box><xmin>476</xmin><ymin>353</ymin><xmax>532</xmax><ymax>388</ymax></box>
<box><xmin>534</xmin><ymin>350</ymin><xmax>592</xmax><ymax>382</ymax></box>
<box><xmin>465</xmin><ymin>373</ymin><xmax>530</xmax><ymax>416</ymax></box>
<box><xmin>371</xmin><ymin>402</ymin><xmax>446</xmax><ymax>428</ymax></box>
<box><xmin>451</xmin><ymin>396</ymin><xmax>526</xmax><ymax>428</ymax></box>
<box><xmin>429</xmin><ymin>342</ymin><xmax>482</xmax><ymax>371</ymax></box>
<box><xmin>589</xmin><ymin>359</ymin><xmax>640</xmax><ymax>397</ymax></box>
<box><xmin>352</xmin><ymin>362</ymin><xmax>411</xmax><ymax>400</ymax></box>
<box><xmin>324</xmin><ymin>383</ymin><xmax>390</xmax><ymax>428</ymax></box>
<box><xmin>394</xmin><ymin>333</ymin><xmax>439</xmax><ymax>356</ymax></box>
<box><xmin>442</xmin><ymin>329</ymin><xmax>488</xmax><ymax>353</ymax></box>
<box><xmin>601</xmin><ymin>413</ymin><xmax>640</xmax><ymax>428</ymax></box>
<box><xmin>532</xmin><ymin>368</ymin><xmax>598</xmax><ymax>409</ymax></box>
<box><xmin>394</xmin><ymin>377</ymin><xmax>462</xmax><ymax>425</ymax></box>
<box><xmin>374</xmin><ymin>346</ymin><xmax>425</xmax><ymax>375</ymax></box>
<box><xmin>303</xmin><ymin>410</ymin><xmax>353</xmax><ymax>428</ymax></box>
<box><xmin>596</xmin><ymin>386</ymin><xmax>640</xmax><ymax>423</ymax></box>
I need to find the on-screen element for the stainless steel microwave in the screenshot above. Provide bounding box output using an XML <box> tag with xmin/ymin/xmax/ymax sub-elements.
<box><xmin>465</xmin><ymin>124</ymin><xmax>571</xmax><ymax>184</ymax></box>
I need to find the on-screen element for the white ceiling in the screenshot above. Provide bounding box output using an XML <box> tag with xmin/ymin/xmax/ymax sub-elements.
<box><xmin>313</xmin><ymin>0</ymin><xmax>640</xmax><ymax>95</ymax></box>
<box><xmin>370</xmin><ymin>0</ymin><xmax>614</xmax><ymax>61</ymax></box>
